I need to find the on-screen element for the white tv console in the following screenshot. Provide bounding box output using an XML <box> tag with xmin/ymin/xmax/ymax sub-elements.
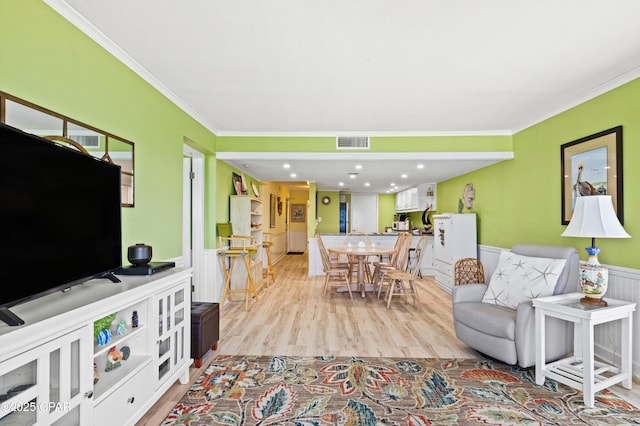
<box><xmin>0</xmin><ymin>267</ymin><xmax>192</xmax><ymax>426</ymax></box>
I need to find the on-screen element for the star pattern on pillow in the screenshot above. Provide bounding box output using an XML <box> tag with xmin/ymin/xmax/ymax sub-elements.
<box><xmin>482</xmin><ymin>250</ymin><xmax>567</xmax><ymax>309</ymax></box>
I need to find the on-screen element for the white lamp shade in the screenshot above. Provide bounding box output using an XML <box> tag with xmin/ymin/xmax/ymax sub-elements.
<box><xmin>562</xmin><ymin>195</ymin><xmax>630</xmax><ymax>238</ymax></box>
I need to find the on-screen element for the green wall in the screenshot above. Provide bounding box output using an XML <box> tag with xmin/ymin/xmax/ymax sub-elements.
<box><xmin>217</xmin><ymin>135</ymin><xmax>512</xmax><ymax>153</ymax></box>
<box><xmin>438</xmin><ymin>78</ymin><xmax>640</xmax><ymax>269</ymax></box>
<box><xmin>316</xmin><ymin>191</ymin><xmax>341</xmax><ymax>234</ymax></box>
<box><xmin>1</xmin><ymin>0</ymin><xmax>217</xmax><ymax>261</ymax></box>
<box><xmin>378</xmin><ymin>194</ymin><xmax>397</xmax><ymax>232</ymax></box>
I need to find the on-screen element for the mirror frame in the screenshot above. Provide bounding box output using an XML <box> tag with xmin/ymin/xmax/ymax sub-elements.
<box><xmin>0</xmin><ymin>91</ymin><xmax>135</xmax><ymax>207</ymax></box>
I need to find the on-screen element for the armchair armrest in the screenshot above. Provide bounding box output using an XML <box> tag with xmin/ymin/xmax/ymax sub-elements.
<box><xmin>452</xmin><ymin>284</ymin><xmax>487</xmax><ymax>304</ymax></box>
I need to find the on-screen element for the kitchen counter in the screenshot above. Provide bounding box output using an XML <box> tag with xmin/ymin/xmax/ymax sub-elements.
<box><xmin>318</xmin><ymin>231</ymin><xmax>433</xmax><ymax>236</ymax></box>
<box><xmin>308</xmin><ymin>233</ymin><xmax>434</xmax><ymax>277</ymax></box>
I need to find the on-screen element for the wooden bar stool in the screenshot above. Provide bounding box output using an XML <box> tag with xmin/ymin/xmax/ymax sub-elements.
<box><xmin>218</xmin><ymin>235</ymin><xmax>262</xmax><ymax>311</ymax></box>
<box><xmin>262</xmin><ymin>232</ymin><xmax>276</xmax><ymax>286</ymax></box>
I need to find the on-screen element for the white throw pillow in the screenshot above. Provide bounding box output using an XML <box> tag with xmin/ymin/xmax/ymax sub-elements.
<box><xmin>482</xmin><ymin>250</ymin><xmax>567</xmax><ymax>309</ymax></box>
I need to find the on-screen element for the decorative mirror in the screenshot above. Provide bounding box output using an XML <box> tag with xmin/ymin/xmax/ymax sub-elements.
<box><xmin>1</xmin><ymin>92</ymin><xmax>135</xmax><ymax>207</ymax></box>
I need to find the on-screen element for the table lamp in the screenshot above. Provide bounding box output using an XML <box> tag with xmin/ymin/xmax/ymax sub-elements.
<box><xmin>561</xmin><ymin>195</ymin><xmax>630</xmax><ymax>306</ymax></box>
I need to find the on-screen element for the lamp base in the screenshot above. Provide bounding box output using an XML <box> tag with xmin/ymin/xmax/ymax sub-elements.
<box><xmin>580</xmin><ymin>296</ymin><xmax>608</xmax><ymax>307</ymax></box>
<box><xmin>579</xmin><ymin>246</ymin><xmax>609</xmax><ymax>304</ymax></box>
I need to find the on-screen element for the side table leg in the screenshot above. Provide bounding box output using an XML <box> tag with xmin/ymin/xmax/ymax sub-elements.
<box><xmin>535</xmin><ymin>308</ymin><xmax>546</xmax><ymax>385</ymax></box>
<box><xmin>621</xmin><ymin>313</ymin><xmax>633</xmax><ymax>389</ymax></box>
<box><xmin>582</xmin><ymin>319</ymin><xmax>595</xmax><ymax>408</ymax></box>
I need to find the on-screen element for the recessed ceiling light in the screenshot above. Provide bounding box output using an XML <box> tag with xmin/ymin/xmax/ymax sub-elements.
<box><xmin>417</xmin><ymin>164</ymin><xmax>424</xmax><ymax>169</ymax></box>
<box><xmin>355</xmin><ymin>164</ymin><xmax>362</xmax><ymax>170</ymax></box>
<box><xmin>339</xmin><ymin>182</ymin><xmax>344</xmax><ymax>186</ymax></box>
<box><xmin>349</xmin><ymin>173</ymin><xmax>357</xmax><ymax>179</ymax></box>
<box><xmin>364</xmin><ymin>182</ymin><xmax>370</xmax><ymax>186</ymax></box>
<box><xmin>390</xmin><ymin>182</ymin><xmax>396</xmax><ymax>186</ymax></box>
<box><xmin>243</xmin><ymin>164</ymin><xmax>251</xmax><ymax>168</ymax></box>
<box><xmin>290</xmin><ymin>173</ymin><xmax>297</xmax><ymax>178</ymax></box>
<box><xmin>401</xmin><ymin>174</ymin><xmax>408</xmax><ymax>178</ymax></box>
<box><xmin>283</xmin><ymin>163</ymin><xmax>290</xmax><ymax>169</ymax></box>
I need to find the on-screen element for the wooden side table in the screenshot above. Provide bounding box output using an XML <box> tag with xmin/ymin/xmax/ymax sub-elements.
<box><xmin>533</xmin><ymin>293</ymin><xmax>636</xmax><ymax>407</ymax></box>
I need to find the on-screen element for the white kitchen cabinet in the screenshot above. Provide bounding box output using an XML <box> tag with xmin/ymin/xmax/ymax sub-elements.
<box><xmin>396</xmin><ymin>184</ymin><xmax>436</xmax><ymax>212</ymax></box>
<box><xmin>0</xmin><ymin>267</ymin><xmax>192</xmax><ymax>426</ymax></box>
<box><xmin>433</xmin><ymin>214</ymin><xmax>477</xmax><ymax>293</ymax></box>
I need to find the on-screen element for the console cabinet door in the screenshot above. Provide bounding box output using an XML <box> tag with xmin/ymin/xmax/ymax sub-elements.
<box><xmin>155</xmin><ymin>282</ymin><xmax>190</xmax><ymax>387</ymax></box>
<box><xmin>0</xmin><ymin>326</ymin><xmax>92</xmax><ymax>426</ymax></box>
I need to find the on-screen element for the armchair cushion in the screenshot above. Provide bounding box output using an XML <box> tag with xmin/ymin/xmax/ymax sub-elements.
<box><xmin>453</xmin><ymin>302</ymin><xmax>516</xmax><ymax>340</ymax></box>
<box><xmin>481</xmin><ymin>250</ymin><xmax>566</xmax><ymax>309</ymax></box>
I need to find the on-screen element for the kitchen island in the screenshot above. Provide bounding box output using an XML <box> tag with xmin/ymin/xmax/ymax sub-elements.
<box><xmin>309</xmin><ymin>232</ymin><xmax>434</xmax><ymax>277</ymax></box>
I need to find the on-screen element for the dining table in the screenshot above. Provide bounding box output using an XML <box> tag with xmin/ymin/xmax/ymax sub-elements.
<box><xmin>328</xmin><ymin>244</ymin><xmax>396</xmax><ymax>297</ymax></box>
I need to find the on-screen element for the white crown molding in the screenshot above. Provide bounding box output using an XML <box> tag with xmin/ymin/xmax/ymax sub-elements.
<box><xmin>216</xmin><ymin>151</ymin><xmax>514</xmax><ymax>161</ymax></box>
<box><xmin>512</xmin><ymin>65</ymin><xmax>640</xmax><ymax>134</ymax></box>
<box><xmin>214</xmin><ymin>129</ymin><xmax>514</xmax><ymax>137</ymax></box>
<box><xmin>43</xmin><ymin>0</ymin><xmax>221</xmax><ymax>135</ymax></box>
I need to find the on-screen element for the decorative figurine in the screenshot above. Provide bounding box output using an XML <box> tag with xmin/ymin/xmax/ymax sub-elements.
<box><xmin>97</xmin><ymin>329</ymin><xmax>112</xmax><ymax>346</ymax></box>
<box><xmin>463</xmin><ymin>183</ymin><xmax>475</xmax><ymax>211</ymax></box>
<box><xmin>116</xmin><ymin>320</ymin><xmax>128</xmax><ymax>336</ymax></box>
<box><xmin>93</xmin><ymin>362</ymin><xmax>99</xmax><ymax>384</ymax></box>
<box><xmin>105</xmin><ymin>346</ymin><xmax>123</xmax><ymax>372</ymax></box>
<box><xmin>121</xmin><ymin>346</ymin><xmax>131</xmax><ymax>361</ymax></box>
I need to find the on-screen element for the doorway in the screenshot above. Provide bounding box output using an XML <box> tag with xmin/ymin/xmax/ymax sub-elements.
<box><xmin>350</xmin><ymin>193</ymin><xmax>378</xmax><ymax>233</ymax></box>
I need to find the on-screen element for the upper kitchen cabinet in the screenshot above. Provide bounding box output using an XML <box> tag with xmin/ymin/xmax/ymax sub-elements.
<box><xmin>396</xmin><ymin>183</ymin><xmax>436</xmax><ymax>212</ymax></box>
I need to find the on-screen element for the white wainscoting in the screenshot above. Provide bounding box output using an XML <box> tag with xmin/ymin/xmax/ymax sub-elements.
<box><xmin>268</xmin><ymin>231</ymin><xmax>287</xmax><ymax>264</ymax></box>
<box><xmin>479</xmin><ymin>245</ymin><xmax>640</xmax><ymax>378</ymax></box>
<box><xmin>288</xmin><ymin>230</ymin><xmax>308</xmax><ymax>253</ymax></box>
<box><xmin>198</xmin><ymin>249</ymin><xmax>224</xmax><ymax>304</ymax></box>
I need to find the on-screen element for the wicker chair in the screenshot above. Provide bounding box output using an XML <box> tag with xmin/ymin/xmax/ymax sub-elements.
<box><xmin>453</xmin><ymin>258</ymin><xmax>485</xmax><ymax>286</ymax></box>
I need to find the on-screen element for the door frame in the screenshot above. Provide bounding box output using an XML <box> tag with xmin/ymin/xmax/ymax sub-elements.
<box><xmin>183</xmin><ymin>144</ymin><xmax>205</xmax><ymax>300</ymax></box>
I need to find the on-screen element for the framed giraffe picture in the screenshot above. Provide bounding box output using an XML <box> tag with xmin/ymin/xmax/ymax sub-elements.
<box><xmin>560</xmin><ymin>126</ymin><xmax>623</xmax><ymax>225</ymax></box>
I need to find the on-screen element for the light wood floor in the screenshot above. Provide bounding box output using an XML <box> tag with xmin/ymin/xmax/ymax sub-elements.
<box><xmin>135</xmin><ymin>252</ymin><xmax>640</xmax><ymax>425</ymax></box>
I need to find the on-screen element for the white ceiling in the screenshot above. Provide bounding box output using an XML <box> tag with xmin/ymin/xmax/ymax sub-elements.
<box><xmin>47</xmin><ymin>0</ymin><xmax>640</xmax><ymax>193</ymax></box>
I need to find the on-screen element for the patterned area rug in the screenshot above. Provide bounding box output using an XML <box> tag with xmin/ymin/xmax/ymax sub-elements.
<box><xmin>162</xmin><ymin>355</ymin><xmax>640</xmax><ymax>425</ymax></box>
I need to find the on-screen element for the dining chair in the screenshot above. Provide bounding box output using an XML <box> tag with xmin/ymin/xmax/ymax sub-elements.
<box><xmin>371</xmin><ymin>232</ymin><xmax>407</xmax><ymax>289</ymax></box>
<box><xmin>384</xmin><ymin>235</ymin><xmax>429</xmax><ymax>309</ymax></box>
<box><xmin>316</xmin><ymin>233</ymin><xmax>353</xmax><ymax>298</ymax></box>
<box><xmin>343</xmin><ymin>231</ymin><xmax>373</xmax><ymax>283</ymax></box>
<box><xmin>315</xmin><ymin>233</ymin><xmax>348</xmax><ymax>267</ymax></box>
<box><xmin>374</xmin><ymin>232</ymin><xmax>412</xmax><ymax>298</ymax></box>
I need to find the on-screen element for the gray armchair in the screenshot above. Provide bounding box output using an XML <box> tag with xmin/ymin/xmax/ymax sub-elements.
<box><xmin>452</xmin><ymin>244</ymin><xmax>580</xmax><ymax>368</ymax></box>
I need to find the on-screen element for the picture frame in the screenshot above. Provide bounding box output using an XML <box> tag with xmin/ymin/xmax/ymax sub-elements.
<box><xmin>232</xmin><ymin>172</ymin><xmax>243</xmax><ymax>196</ymax></box>
<box><xmin>251</xmin><ymin>181</ymin><xmax>260</xmax><ymax>198</ymax></box>
<box><xmin>291</xmin><ymin>204</ymin><xmax>305</xmax><ymax>222</ymax></box>
<box><xmin>560</xmin><ymin>126</ymin><xmax>623</xmax><ymax>225</ymax></box>
<box><xmin>270</xmin><ymin>194</ymin><xmax>276</xmax><ymax>228</ymax></box>
<box><xmin>240</xmin><ymin>173</ymin><xmax>248</xmax><ymax>195</ymax></box>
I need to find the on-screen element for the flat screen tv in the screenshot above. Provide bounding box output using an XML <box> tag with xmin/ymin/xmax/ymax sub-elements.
<box><xmin>0</xmin><ymin>122</ymin><xmax>122</xmax><ymax>326</ymax></box>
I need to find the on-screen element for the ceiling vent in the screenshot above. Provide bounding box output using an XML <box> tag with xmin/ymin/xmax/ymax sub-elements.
<box><xmin>336</xmin><ymin>136</ymin><xmax>370</xmax><ymax>150</ymax></box>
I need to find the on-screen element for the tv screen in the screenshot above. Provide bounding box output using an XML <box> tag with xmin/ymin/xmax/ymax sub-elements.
<box><xmin>0</xmin><ymin>122</ymin><xmax>122</xmax><ymax>323</ymax></box>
